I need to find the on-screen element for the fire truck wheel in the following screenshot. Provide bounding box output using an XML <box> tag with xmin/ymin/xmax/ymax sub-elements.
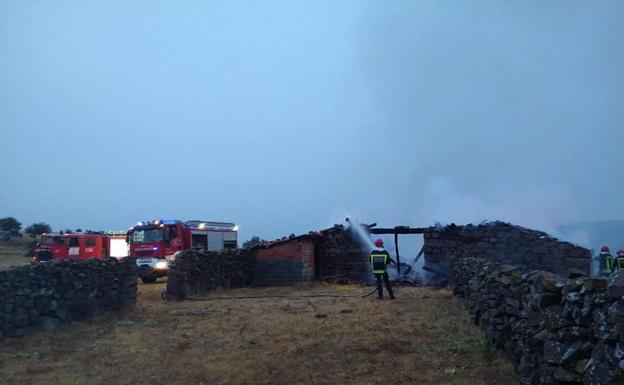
<box><xmin>141</xmin><ymin>277</ymin><xmax>157</xmax><ymax>284</ymax></box>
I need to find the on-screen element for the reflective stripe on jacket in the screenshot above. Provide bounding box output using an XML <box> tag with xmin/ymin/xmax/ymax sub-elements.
<box><xmin>616</xmin><ymin>256</ymin><xmax>624</xmax><ymax>273</ymax></box>
<box><xmin>601</xmin><ymin>253</ymin><xmax>614</xmax><ymax>274</ymax></box>
<box><xmin>370</xmin><ymin>251</ymin><xmax>388</xmax><ymax>274</ymax></box>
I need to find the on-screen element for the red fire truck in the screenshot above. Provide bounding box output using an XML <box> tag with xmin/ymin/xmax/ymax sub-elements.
<box><xmin>128</xmin><ymin>219</ymin><xmax>238</xmax><ymax>283</ymax></box>
<box><xmin>33</xmin><ymin>232</ymin><xmax>129</xmax><ymax>263</ymax></box>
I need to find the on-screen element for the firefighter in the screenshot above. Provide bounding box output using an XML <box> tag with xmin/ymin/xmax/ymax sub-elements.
<box><xmin>598</xmin><ymin>246</ymin><xmax>615</xmax><ymax>277</ymax></box>
<box><xmin>616</xmin><ymin>249</ymin><xmax>624</xmax><ymax>274</ymax></box>
<box><xmin>370</xmin><ymin>239</ymin><xmax>395</xmax><ymax>300</ymax></box>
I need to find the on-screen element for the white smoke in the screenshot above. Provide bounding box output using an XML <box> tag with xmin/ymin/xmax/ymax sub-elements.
<box><xmin>341</xmin><ymin>175</ymin><xmax>595</xmax><ymax>284</ymax></box>
<box><xmin>414</xmin><ymin>176</ymin><xmax>592</xmax><ymax>247</ymax></box>
<box><xmin>345</xmin><ymin>217</ymin><xmax>374</xmax><ymax>252</ymax></box>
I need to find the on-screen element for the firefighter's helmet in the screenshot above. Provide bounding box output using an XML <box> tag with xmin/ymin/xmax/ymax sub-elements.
<box><xmin>601</xmin><ymin>245</ymin><xmax>610</xmax><ymax>253</ymax></box>
<box><xmin>375</xmin><ymin>239</ymin><xmax>384</xmax><ymax>248</ymax></box>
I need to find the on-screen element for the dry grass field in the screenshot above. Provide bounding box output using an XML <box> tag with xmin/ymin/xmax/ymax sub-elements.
<box><xmin>0</xmin><ymin>236</ymin><xmax>34</xmax><ymax>270</ymax></box>
<box><xmin>0</xmin><ymin>281</ymin><xmax>516</xmax><ymax>385</ymax></box>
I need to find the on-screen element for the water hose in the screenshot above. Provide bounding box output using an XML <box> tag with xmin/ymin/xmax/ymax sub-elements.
<box><xmin>361</xmin><ymin>287</ymin><xmax>379</xmax><ymax>298</ymax></box>
<box><xmin>163</xmin><ymin>288</ymin><xmax>382</xmax><ymax>301</ymax></box>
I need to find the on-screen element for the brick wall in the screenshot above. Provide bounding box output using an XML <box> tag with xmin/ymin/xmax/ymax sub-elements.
<box><xmin>253</xmin><ymin>239</ymin><xmax>315</xmax><ymax>285</ymax></box>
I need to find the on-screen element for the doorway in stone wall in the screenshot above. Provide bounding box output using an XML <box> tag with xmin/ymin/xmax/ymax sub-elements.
<box><xmin>368</xmin><ymin>226</ymin><xmax>428</xmax><ymax>283</ymax></box>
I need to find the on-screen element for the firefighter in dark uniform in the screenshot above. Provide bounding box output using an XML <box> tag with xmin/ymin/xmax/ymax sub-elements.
<box><xmin>370</xmin><ymin>239</ymin><xmax>395</xmax><ymax>300</ymax></box>
<box><xmin>598</xmin><ymin>245</ymin><xmax>615</xmax><ymax>277</ymax></box>
<box><xmin>616</xmin><ymin>249</ymin><xmax>624</xmax><ymax>275</ymax></box>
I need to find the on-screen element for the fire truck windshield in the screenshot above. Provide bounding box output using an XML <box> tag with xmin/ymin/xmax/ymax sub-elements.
<box><xmin>41</xmin><ymin>236</ymin><xmax>66</xmax><ymax>245</ymax></box>
<box><xmin>131</xmin><ymin>228</ymin><xmax>163</xmax><ymax>243</ymax></box>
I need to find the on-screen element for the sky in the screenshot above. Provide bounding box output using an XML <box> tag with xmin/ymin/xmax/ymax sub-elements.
<box><xmin>1</xmin><ymin>1</ymin><xmax>623</xmax><ymax>244</ymax></box>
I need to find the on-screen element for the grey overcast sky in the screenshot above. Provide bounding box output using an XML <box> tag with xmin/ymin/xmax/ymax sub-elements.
<box><xmin>1</xmin><ymin>1</ymin><xmax>623</xmax><ymax>242</ymax></box>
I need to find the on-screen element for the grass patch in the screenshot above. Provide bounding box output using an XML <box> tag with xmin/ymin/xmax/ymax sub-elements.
<box><xmin>0</xmin><ymin>283</ymin><xmax>515</xmax><ymax>385</ymax></box>
<box><xmin>0</xmin><ymin>235</ymin><xmax>34</xmax><ymax>270</ymax></box>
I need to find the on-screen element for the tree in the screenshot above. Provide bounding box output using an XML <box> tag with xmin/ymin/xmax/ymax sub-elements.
<box><xmin>0</xmin><ymin>217</ymin><xmax>21</xmax><ymax>234</ymax></box>
<box><xmin>25</xmin><ymin>222</ymin><xmax>52</xmax><ymax>237</ymax></box>
<box><xmin>242</xmin><ymin>236</ymin><xmax>267</xmax><ymax>249</ymax></box>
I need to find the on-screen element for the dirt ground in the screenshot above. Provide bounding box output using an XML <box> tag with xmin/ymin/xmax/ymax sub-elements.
<box><xmin>0</xmin><ymin>280</ymin><xmax>516</xmax><ymax>385</ymax></box>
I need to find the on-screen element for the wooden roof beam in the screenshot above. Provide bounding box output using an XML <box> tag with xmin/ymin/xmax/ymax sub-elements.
<box><xmin>368</xmin><ymin>226</ymin><xmax>434</xmax><ymax>235</ymax></box>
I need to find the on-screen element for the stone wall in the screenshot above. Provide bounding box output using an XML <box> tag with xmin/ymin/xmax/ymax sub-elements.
<box><xmin>0</xmin><ymin>258</ymin><xmax>137</xmax><ymax>338</ymax></box>
<box><xmin>165</xmin><ymin>249</ymin><xmax>254</xmax><ymax>299</ymax></box>
<box><xmin>451</xmin><ymin>257</ymin><xmax>624</xmax><ymax>385</ymax></box>
<box><xmin>424</xmin><ymin>222</ymin><xmax>591</xmax><ymax>277</ymax></box>
<box><xmin>316</xmin><ymin>225</ymin><xmax>371</xmax><ymax>282</ymax></box>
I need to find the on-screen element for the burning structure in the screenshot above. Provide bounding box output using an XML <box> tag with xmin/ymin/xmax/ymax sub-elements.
<box><xmin>248</xmin><ymin>220</ymin><xmax>592</xmax><ymax>286</ymax></box>
<box><xmin>250</xmin><ymin>225</ymin><xmax>370</xmax><ymax>285</ymax></box>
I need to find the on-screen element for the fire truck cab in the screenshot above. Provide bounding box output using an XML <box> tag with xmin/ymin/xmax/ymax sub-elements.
<box><xmin>128</xmin><ymin>219</ymin><xmax>238</xmax><ymax>283</ymax></box>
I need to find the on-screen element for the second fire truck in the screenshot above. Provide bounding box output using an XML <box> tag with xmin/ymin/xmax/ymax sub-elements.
<box><xmin>33</xmin><ymin>231</ymin><xmax>128</xmax><ymax>263</ymax></box>
<box><xmin>128</xmin><ymin>219</ymin><xmax>238</xmax><ymax>283</ymax></box>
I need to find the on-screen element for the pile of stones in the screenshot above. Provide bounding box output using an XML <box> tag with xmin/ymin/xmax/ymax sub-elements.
<box><xmin>165</xmin><ymin>249</ymin><xmax>254</xmax><ymax>299</ymax></box>
<box><xmin>450</xmin><ymin>257</ymin><xmax>624</xmax><ymax>385</ymax></box>
<box><xmin>0</xmin><ymin>258</ymin><xmax>137</xmax><ymax>338</ymax></box>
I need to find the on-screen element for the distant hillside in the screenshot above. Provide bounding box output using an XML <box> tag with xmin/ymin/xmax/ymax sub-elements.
<box><xmin>558</xmin><ymin>220</ymin><xmax>624</xmax><ymax>253</ymax></box>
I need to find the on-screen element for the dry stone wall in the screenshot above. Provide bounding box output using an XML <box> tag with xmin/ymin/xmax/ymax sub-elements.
<box><xmin>425</xmin><ymin>222</ymin><xmax>591</xmax><ymax>277</ymax></box>
<box><xmin>451</xmin><ymin>257</ymin><xmax>624</xmax><ymax>385</ymax></box>
<box><xmin>0</xmin><ymin>258</ymin><xmax>137</xmax><ymax>338</ymax></box>
<box><xmin>165</xmin><ymin>249</ymin><xmax>254</xmax><ymax>299</ymax></box>
<box><xmin>316</xmin><ymin>225</ymin><xmax>371</xmax><ymax>282</ymax></box>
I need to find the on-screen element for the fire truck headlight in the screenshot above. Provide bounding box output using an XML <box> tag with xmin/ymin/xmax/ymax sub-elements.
<box><xmin>155</xmin><ymin>261</ymin><xmax>168</xmax><ymax>270</ymax></box>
